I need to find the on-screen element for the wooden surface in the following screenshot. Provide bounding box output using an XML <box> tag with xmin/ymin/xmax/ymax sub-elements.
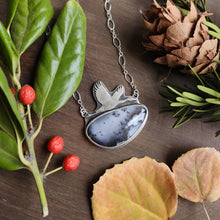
<box><xmin>0</xmin><ymin>0</ymin><xmax>220</xmax><ymax>219</ymax></box>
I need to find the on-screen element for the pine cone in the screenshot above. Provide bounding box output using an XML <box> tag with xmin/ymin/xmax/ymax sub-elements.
<box><xmin>142</xmin><ymin>0</ymin><xmax>219</xmax><ymax>74</ymax></box>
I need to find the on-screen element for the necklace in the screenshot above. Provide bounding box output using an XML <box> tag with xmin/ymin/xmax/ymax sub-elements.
<box><xmin>73</xmin><ymin>0</ymin><xmax>148</xmax><ymax>149</ymax></box>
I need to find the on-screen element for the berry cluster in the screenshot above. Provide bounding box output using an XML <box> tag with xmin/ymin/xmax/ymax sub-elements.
<box><xmin>43</xmin><ymin>136</ymin><xmax>80</xmax><ymax>176</ymax></box>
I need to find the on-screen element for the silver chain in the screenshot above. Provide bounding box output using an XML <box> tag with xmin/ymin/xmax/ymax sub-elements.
<box><xmin>73</xmin><ymin>0</ymin><xmax>139</xmax><ymax>117</ymax></box>
<box><xmin>104</xmin><ymin>0</ymin><xmax>139</xmax><ymax>98</ymax></box>
<box><xmin>73</xmin><ymin>91</ymin><xmax>88</xmax><ymax>117</ymax></box>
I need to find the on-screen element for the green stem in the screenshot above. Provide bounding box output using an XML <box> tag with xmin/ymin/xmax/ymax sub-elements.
<box><xmin>44</xmin><ymin>166</ymin><xmax>63</xmax><ymax>177</ymax></box>
<box><xmin>13</xmin><ymin>55</ymin><xmax>47</xmax><ymax>217</ymax></box>
<box><xmin>16</xmin><ymin>59</ymin><xmax>21</xmax><ymax>80</ymax></box>
<box><xmin>26</xmin><ymin>135</ymin><xmax>48</xmax><ymax>217</ymax></box>
<box><xmin>16</xmin><ymin>135</ymin><xmax>30</xmax><ymax>167</ymax></box>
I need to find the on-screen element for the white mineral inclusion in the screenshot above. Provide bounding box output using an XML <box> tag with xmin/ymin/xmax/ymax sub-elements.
<box><xmin>87</xmin><ymin>105</ymin><xmax>147</xmax><ymax>148</ymax></box>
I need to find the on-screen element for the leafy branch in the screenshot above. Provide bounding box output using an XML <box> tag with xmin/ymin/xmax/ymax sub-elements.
<box><xmin>161</xmin><ymin>66</ymin><xmax>220</xmax><ymax>136</ymax></box>
<box><xmin>0</xmin><ymin>0</ymin><xmax>86</xmax><ymax>217</ymax></box>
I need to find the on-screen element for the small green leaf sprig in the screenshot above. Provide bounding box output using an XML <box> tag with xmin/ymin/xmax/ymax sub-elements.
<box><xmin>0</xmin><ymin>0</ymin><xmax>86</xmax><ymax>217</ymax></box>
<box><xmin>161</xmin><ymin>53</ymin><xmax>220</xmax><ymax>132</ymax></box>
<box><xmin>161</xmin><ymin>67</ymin><xmax>220</xmax><ymax>136</ymax></box>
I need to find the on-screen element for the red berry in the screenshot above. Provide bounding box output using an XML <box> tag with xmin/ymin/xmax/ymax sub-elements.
<box><xmin>22</xmin><ymin>145</ymin><xmax>27</xmax><ymax>151</ymax></box>
<box><xmin>19</xmin><ymin>85</ymin><xmax>35</xmax><ymax>105</ymax></box>
<box><xmin>47</xmin><ymin>136</ymin><xmax>64</xmax><ymax>154</ymax></box>
<box><xmin>10</xmin><ymin>87</ymin><xmax>16</xmax><ymax>98</ymax></box>
<box><xmin>63</xmin><ymin>155</ymin><xmax>80</xmax><ymax>171</ymax></box>
<box><xmin>22</xmin><ymin>145</ymin><xmax>28</xmax><ymax>155</ymax></box>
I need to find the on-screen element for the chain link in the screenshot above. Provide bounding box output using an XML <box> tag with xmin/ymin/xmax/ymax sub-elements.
<box><xmin>104</xmin><ymin>0</ymin><xmax>139</xmax><ymax>98</ymax></box>
<box><xmin>73</xmin><ymin>91</ymin><xmax>88</xmax><ymax>118</ymax></box>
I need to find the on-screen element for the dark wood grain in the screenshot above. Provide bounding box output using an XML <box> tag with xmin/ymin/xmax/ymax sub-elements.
<box><xmin>0</xmin><ymin>0</ymin><xmax>220</xmax><ymax>219</ymax></box>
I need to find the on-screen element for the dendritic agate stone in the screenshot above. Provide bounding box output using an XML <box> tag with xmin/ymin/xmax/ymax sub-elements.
<box><xmin>85</xmin><ymin>105</ymin><xmax>148</xmax><ymax>148</ymax></box>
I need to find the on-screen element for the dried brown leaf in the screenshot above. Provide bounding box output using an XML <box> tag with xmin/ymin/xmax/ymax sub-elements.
<box><xmin>171</xmin><ymin>46</ymin><xmax>200</xmax><ymax>65</ymax></box>
<box><xmin>195</xmin><ymin>39</ymin><xmax>218</xmax><ymax>65</ymax></box>
<box><xmin>166</xmin><ymin>54</ymin><xmax>188</xmax><ymax>67</ymax></box>
<box><xmin>92</xmin><ymin>157</ymin><xmax>178</xmax><ymax>220</ymax></box>
<box><xmin>143</xmin><ymin>42</ymin><xmax>164</xmax><ymax>52</ymax></box>
<box><xmin>186</xmin><ymin>15</ymin><xmax>209</xmax><ymax>47</ymax></box>
<box><xmin>162</xmin><ymin>0</ymin><xmax>183</xmax><ymax>23</ymax></box>
<box><xmin>157</xmin><ymin>18</ymin><xmax>171</xmax><ymax>33</ymax></box>
<box><xmin>172</xmin><ymin>148</ymin><xmax>220</xmax><ymax>202</ymax></box>
<box><xmin>149</xmin><ymin>33</ymin><xmax>165</xmax><ymax>48</ymax></box>
<box><xmin>183</xmin><ymin>1</ymin><xmax>198</xmax><ymax>23</ymax></box>
<box><xmin>198</xmin><ymin>52</ymin><xmax>220</xmax><ymax>74</ymax></box>
<box><xmin>165</xmin><ymin>22</ymin><xmax>194</xmax><ymax>48</ymax></box>
<box><xmin>143</xmin><ymin>16</ymin><xmax>158</xmax><ymax>34</ymax></box>
<box><xmin>154</xmin><ymin>55</ymin><xmax>168</xmax><ymax>65</ymax></box>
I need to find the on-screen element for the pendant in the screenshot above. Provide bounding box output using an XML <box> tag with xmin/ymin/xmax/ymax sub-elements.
<box><xmin>84</xmin><ymin>81</ymin><xmax>148</xmax><ymax>148</ymax></box>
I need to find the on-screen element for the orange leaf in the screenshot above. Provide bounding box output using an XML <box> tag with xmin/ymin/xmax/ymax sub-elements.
<box><xmin>91</xmin><ymin>157</ymin><xmax>178</xmax><ymax>220</ymax></box>
<box><xmin>172</xmin><ymin>148</ymin><xmax>220</xmax><ymax>202</ymax></box>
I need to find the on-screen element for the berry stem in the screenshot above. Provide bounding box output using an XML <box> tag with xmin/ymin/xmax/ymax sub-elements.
<box><xmin>42</xmin><ymin>152</ymin><xmax>54</xmax><ymax>174</ymax></box>
<box><xmin>27</xmin><ymin>104</ymin><xmax>34</xmax><ymax>129</ymax></box>
<box><xmin>44</xmin><ymin>166</ymin><xmax>63</xmax><ymax>177</ymax></box>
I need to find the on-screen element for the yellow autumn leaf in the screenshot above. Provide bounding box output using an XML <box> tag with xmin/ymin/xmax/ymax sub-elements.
<box><xmin>91</xmin><ymin>157</ymin><xmax>178</xmax><ymax>220</ymax></box>
<box><xmin>172</xmin><ymin>147</ymin><xmax>220</xmax><ymax>202</ymax></box>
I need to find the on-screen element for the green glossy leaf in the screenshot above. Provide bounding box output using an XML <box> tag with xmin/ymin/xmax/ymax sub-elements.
<box><xmin>0</xmin><ymin>92</ymin><xmax>17</xmax><ymax>138</ymax></box>
<box><xmin>0</xmin><ymin>130</ymin><xmax>25</xmax><ymax>170</ymax></box>
<box><xmin>10</xmin><ymin>0</ymin><xmax>53</xmax><ymax>55</ymax></box>
<box><xmin>6</xmin><ymin>0</ymin><xmax>19</xmax><ymax>30</ymax></box>
<box><xmin>198</xmin><ymin>85</ymin><xmax>220</xmax><ymax>98</ymax></box>
<box><xmin>0</xmin><ymin>21</ymin><xmax>18</xmax><ymax>75</ymax></box>
<box><xmin>0</xmin><ymin>68</ymin><xmax>25</xmax><ymax>139</ymax></box>
<box><xmin>33</xmin><ymin>0</ymin><xmax>86</xmax><ymax>119</ymax></box>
